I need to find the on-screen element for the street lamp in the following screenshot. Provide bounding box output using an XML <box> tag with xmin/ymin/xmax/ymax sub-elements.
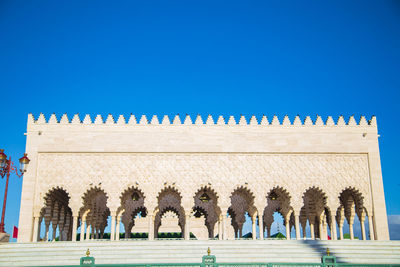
<box><xmin>199</xmin><ymin>193</ymin><xmax>210</xmax><ymax>203</ymax></box>
<box><xmin>0</xmin><ymin>149</ymin><xmax>30</xmax><ymax>233</ymax></box>
<box><xmin>269</xmin><ymin>191</ymin><xmax>278</xmax><ymax>201</ymax></box>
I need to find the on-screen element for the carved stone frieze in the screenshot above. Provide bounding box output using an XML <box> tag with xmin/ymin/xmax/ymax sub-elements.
<box><xmin>35</xmin><ymin>153</ymin><xmax>371</xmax><ymax>215</ymax></box>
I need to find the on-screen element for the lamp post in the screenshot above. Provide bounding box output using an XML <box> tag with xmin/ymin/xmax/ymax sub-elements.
<box><xmin>0</xmin><ymin>149</ymin><xmax>30</xmax><ymax>233</ymax></box>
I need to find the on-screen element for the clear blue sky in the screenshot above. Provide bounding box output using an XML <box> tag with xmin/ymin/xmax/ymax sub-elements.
<box><xmin>1</xmin><ymin>0</ymin><xmax>400</xmax><ymax>240</ymax></box>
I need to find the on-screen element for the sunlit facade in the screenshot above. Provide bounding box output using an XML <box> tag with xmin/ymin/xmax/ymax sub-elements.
<box><xmin>17</xmin><ymin>113</ymin><xmax>390</xmax><ymax>242</ymax></box>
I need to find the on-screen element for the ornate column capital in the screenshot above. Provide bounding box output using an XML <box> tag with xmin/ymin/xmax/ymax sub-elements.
<box><xmin>110</xmin><ymin>210</ymin><xmax>117</xmax><ymax>217</ymax></box>
<box><xmin>256</xmin><ymin>206</ymin><xmax>264</xmax><ymax>217</ymax></box>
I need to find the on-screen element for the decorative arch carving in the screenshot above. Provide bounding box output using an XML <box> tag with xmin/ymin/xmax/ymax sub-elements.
<box><xmin>117</xmin><ymin>186</ymin><xmax>147</xmax><ymax>238</ymax></box>
<box><xmin>337</xmin><ymin>187</ymin><xmax>365</xmax><ymax>227</ymax></box>
<box><xmin>154</xmin><ymin>186</ymin><xmax>185</xmax><ymax>236</ymax></box>
<box><xmin>300</xmin><ymin>186</ymin><xmax>328</xmax><ymax>239</ymax></box>
<box><xmin>80</xmin><ymin>186</ymin><xmax>110</xmax><ymax>239</ymax></box>
<box><xmin>263</xmin><ymin>186</ymin><xmax>293</xmax><ymax>237</ymax></box>
<box><xmin>40</xmin><ymin>187</ymin><xmax>73</xmax><ymax>241</ymax></box>
<box><xmin>192</xmin><ymin>186</ymin><xmax>221</xmax><ymax>238</ymax></box>
<box><xmin>228</xmin><ymin>185</ymin><xmax>256</xmax><ymax>238</ymax></box>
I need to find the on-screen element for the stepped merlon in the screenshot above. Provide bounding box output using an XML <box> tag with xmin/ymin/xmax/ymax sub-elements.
<box><xmin>27</xmin><ymin>113</ymin><xmax>378</xmax><ymax>126</ymax></box>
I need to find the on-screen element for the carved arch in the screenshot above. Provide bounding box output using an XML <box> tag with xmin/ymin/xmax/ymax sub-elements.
<box><xmin>228</xmin><ymin>185</ymin><xmax>256</xmax><ymax>238</ymax></box>
<box><xmin>192</xmin><ymin>186</ymin><xmax>221</xmax><ymax>238</ymax></box>
<box><xmin>79</xmin><ymin>186</ymin><xmax>110</xmax><ymax>240</ymax></box>
<box><xmin>117</xmin><ymin>186</ymin><xmax>147</xmax><ymax>238</ymax></box>
<box><xmin>263</xmin><ymin>186</ymin><xmax>293</xmax><ymax>237</ymax></box>
<box><xmin>337</xmin><ymin>187</ymin><xmax>366</xmax><ymax>240</ymax></box>
<box><xmin>154</xmin><ymin>186</ymin><xmax>185</xmax><ymax>236</ymax></box>
<box><xmin>300</xmin><ymin>186</ymin><xmax>329</xmax><ymax>239</ymax></box>
<box><xmin>39</xmin><ymin>187</ymin><xmax>73</xmax><ymax>241</ymax></box>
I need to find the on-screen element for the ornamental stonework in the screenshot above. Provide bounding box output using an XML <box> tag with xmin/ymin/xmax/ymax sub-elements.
<box><xmin>35</xmin><ymin>153</ymin><xmax>371</xmax><ymax>213</ymax></box>
<box><xmin>17</xmin><ymin>113</ymin><xmax>389</xmax><ymax>242</ymax></box>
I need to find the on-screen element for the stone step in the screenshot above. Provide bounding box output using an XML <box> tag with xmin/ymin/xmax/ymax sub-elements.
<box><xmin>0</xmin><ymin>240</ymin><xmax>399</xmax><ymax>266</ymax></box>
<box><xmin>2</xmin><ymin>241</ymin><xmax>399</xmax><ymax>249</ymax></box>
<box><xmin>1</xmin><ymin>247</ymin><xmax>398</xmax><ymax>256</ymax></box>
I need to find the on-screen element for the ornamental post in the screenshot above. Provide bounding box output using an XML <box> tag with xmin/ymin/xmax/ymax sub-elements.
<box><xmin>251</xmin><ymin>214</ymin><xmax>257</xmax><ymax>240</ymax></box>
<box><xmin>184</xmin><ymin>213</ymin><xmax>190</xmax><ymax>240</ymax></box>
<box><xmin>331</xmin><ymin>215</ymin><xmax>338</xmax><ymax>240</ymax></box>
<box><xmin>285</xmin><ymin>211</ymin><xmax>291</xmax><ymax>240</ymax></box>
<box><xmin>218</xmin><ymin>215</ymin><xmax>223</xmax><ymax>240</ymax></box>
<box><xmin>148</xmin><ymin>214</ymin><xmax>154</xmax><ymax>240</ymax></box>
<box><xmin>257</xmin><ymin>208</ymin><xmax>264</xmax><ymax>240</ymax></box>
<box><xmin>71</xmin><ymin>215</ymin><xmax>78</xmax><ymax>241</ymax></box>
<box><xmin>294</xmin><ymin>212</ymin><xmax>300</xmax><ymax>240</ymax></box>
<box><xmin>110</xmin><ymin>211</ymin><xmax>116</xmax><ymax>241</ymax></box>
<box><xmin>0</xmin><ymin>150</ymin><xmax>30</xmax><ymax>233</ymax></box>
<box><xmin>80</xmin><ymin>219</ymin><xmax>85</xmax><ymax>241</ymax></box>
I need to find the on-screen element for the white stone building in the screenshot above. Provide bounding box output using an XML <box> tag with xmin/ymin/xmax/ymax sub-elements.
<box><xmin>17</xmin><ymin>113</ymin><xmax>390</xmax><ymax>243</ymax></box>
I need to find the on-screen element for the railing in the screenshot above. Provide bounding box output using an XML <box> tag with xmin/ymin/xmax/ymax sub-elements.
<box><xmin>77</xmin><ymin>250</ymin><xmax>400</xmax><ymax>267</ymax></box>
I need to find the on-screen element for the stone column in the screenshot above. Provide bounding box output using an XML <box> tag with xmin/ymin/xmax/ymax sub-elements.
<box><xmin>71</xmin><ymin>216</ymin><xmax>78</xmax><ymax>241</ymax></box>
<box><xmin>319</xmin><ymin>220</ymin><xmax>324</xmax><ymax>240</ymax></box>
<box><xmin>110</xmin><ymin>214</ymin><xmax>116</xmax><ymax>241</ymax></box>
<box><xmin>310</xmin><ymin>223</ymin><xmax>315</xmax><ymax>240</ymax></box>
<box><xmin>294</xmin><ymin>215</ymin><xmax>300</xmax><ymax>240</ymax></box>
<box><xmin>85</xmin><ymin>224</ymin><xmax>91</xmax><ymax>240</ymax></box>
<box><xmin>52</xmin><ymin>224</ymin><xmax>57</xmax><ymax>241</ymax></box>
<box><xmin>285</xmin><ymin>223</ymin><xmax>290</xmax><ymax>240</ymax></box>
<box><xmin>337</xmin><ymin>206</ymin><xmax>345</xmax><ymax>240</ymax></box>
<box><xmin>116</xmin><ymin>217</ymin><xmax>121</xmax><ymax>241</ymax></box>
<box><xmin>252</xmin><ymin>215</ymin><xmax>257</xmax><ymax>240</ymax></box>
<box><xmin>91</xmin><ymin>224</ymin><xmax>95</xmax><ymax>240</ymax></box>
<box><xmin>100</xmin><ymin>228</ymin><xmax>105</xmax><ymax>239</ymax></box>
<box><xmin>222</xmin><ymin>215</ymin><xmax>227</xmax><ymax>240</ymax></box>
<box><xmin>349</xmin><ymin>222</ymin><xmax>354</xmax><ymax>240</ymax></box>
<box><xmin>80</xmin><ymin>219</ymin><xmax>85</xmax><ymax>241</ymax></box>
<box><xmin>59</xmin><ymin>229</ymin><xmax>64</xmax><ymax>242</ymax></box>
<box><xmin>184</xmin><ymin>214</ymin><xmax>190</xmax><ymax>240</ymax></box>
<box><xmin>339</xmin><ymin>223</ymin><xmax>344</xmax><ymax>240</ymax></box>
<box><xmin>148</xmin><ymin>214</ymin><xmax>154</xmax><ymax>240</ymax></box>
<box><xmin>360</xmin><ymin>218</ymin><xmax>366</xmax><ymax>241</ymax></box>
<box><xmin>32</xmin><ymin>217</ymin><xmax>39</xmax><ymax>242</ymax></box>
<box><xmin>258</xmin><ymin>212</ymin><xmax>263</xmax><ymax>240</ymax></box>
<box><xmin>45</xmin><ymin>223</ymin><xmax>50</xmax><ymax>242</ymax></box>
<box><xmin>369</xmin><ymin>215</ymin><xmax>375</xmax><ymax>240</ymax></box>
<box><xmin>331</xmin><ymin>216</ymin><xmax>337</xmax><ymax>240</ymax></box>
<box><xmin>285</xmin><ymin>212</ymin><xmax>291</xmax><ymax>240</ymax></box>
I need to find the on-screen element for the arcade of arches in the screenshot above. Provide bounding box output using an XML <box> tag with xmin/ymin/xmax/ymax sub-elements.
<box><xmin>33</xmin><ymin>186</ymin><xmax>375</xmax><ymax>242</ymax></box>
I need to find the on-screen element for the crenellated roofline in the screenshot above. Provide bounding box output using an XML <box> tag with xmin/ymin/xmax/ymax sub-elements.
<box><xmin>27</xmin><ymin>113</ymin><xmax>377</xmax><ymax>127</ymax></box>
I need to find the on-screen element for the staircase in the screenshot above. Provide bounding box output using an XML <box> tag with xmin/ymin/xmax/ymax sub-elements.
<box><xmin>0</xmin><ymin>240</ymin><xmax>399</xmax><ymax>266</ymax></box>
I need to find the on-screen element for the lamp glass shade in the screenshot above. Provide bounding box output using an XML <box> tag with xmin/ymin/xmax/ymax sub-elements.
<box><xmin>0</xmin><ymin>149</ymin><xmax>6</xmax><ymax>168</ymax></box>
<box><xmin>132</xmin><ymin>192</ymin><xmax>140</xmax><ymax>201</ymax></box>
<box><xmin>269</xmin><ymin>191</ymin><xmax>278</xmax><ymax>201</ymax></box>
<box><xmin>199</xmin><ymin>193</ymin><xmax>210</xmax><ymax>202</ymax></box>
<box><xmin>19</xmin><ymin>153</ymin><xmax>30</xmax><ymax>173</ymax></box>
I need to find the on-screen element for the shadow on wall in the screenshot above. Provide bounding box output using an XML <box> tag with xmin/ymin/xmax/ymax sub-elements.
<box><xmin>300</xmin><ymin>240</ymin><xmax>344</xmax><ymax>263</ymax></box>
